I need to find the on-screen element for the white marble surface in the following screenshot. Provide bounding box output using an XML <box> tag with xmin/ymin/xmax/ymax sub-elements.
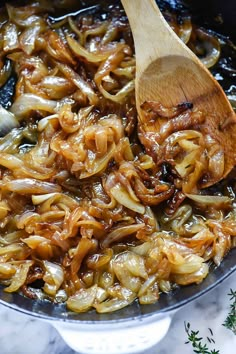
<box><xmin>0</xmin><ymin>272</ymin><xmax>235</xmax><ymax>354</ymax></box>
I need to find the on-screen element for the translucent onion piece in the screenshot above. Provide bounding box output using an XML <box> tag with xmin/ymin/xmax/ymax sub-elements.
<box><xmin>112</xmin><ymin>66</ymin><xmax>135</xmax><ymax>79</ymax></box>
<box><xmin>40</xmin><ymin>77</ymin><xmax>75</xmax><ymax>99</ymax></box>
<box><xmin>189</xmin><ymin>28</ymin><xmax>221</xmax><ymax>69</ymax></box>
<box><xmin>16</xmin><ymin>212</ymin><xmax>40</xmax><ymax>231</ymax></box>
<box><xmin>107</xmin><ymin>284</ymin><xmax>135</xmax><ymax>301</ymax></box>
<box><xmin>114</xmin><ymin>251</ymin><xmax>148</xmax><ymax>279</ymax></box>
<box><xmin>208</xmin><ymin>148</ymin><xmax>225</xmax><ymax>181</ymax></box>
<box><xmin>175</xmin><ymin>149</ymin><xmax>199</xmax><ymax>178</ymax></box>
<box><xmin>0</xmin><ymin>153</ymin><xmax>55</xmax><ymax>180</ymax></box>
<box><xmin>159</xmin><ymin>280</ymin><xmax>171</xmax><ymax>293</ymax></box>
<box><xmin>32</xmin><ymin>193</ymin><xmax>59</xmax><ymax>205</ymax></box>
<box><xmin>6</xmin><ymin>4</ymin><xmax>45</xmax><ymax>27</ymax></box>
<box><xmin>139</xmin><ymin>287</ymin><xmax>159</xmax><ymax>304</ymax></box>
<box><xmin>171</xmin><ymin>254</ymin><xmax>205</xmax><ymax>274</ymax></box>
<box><xmin>130</xmin><ymin>242</ymin><xmax>152</xmax><ymax>256</ymax></box>
<box><xmin>68</xmin><ymin>17</ymin><xmax>84</xmax><ymax>44</ymax></box>
<box><xmin>4</xmin><ymin>261</ymin><xmax>33</xmax><ymax>292</ymax></box>
<box><xmin>164</xmin><ymin>130</ymin><xmax>202</xmax><ymax>148</ymax></box>
<box><xmin>55</xmin><ymin>289</ymin><xmax>68</xmax><ymax>303</ymax></box>
<box><xmin>178</xmin><ymin>17</ymin><xmax>192</xmax><ymax>44</ymax></box>
<box><xmin>0</xmin><ymin>243</ymin><xmax>27</xmax><ymax>256</ymax></box>
<box><xmin>139</xmin><ymin>155</ymin><xmax>155</xmax><ymax>170</ymax></box>
<box><xmin>94</xmin><ymin>297</ymin><xmax>134</xmax><ymax>313</ymax></box>
<box><xmin>0</xmin><ymin>105</ymin><xmax>19</xmax><ymax>137</ymax></box>
<box><xmin>44</xmin><ymin>30</ymin><xmax>75</xmax><ymax>65</ymax></box>
<box><xmin>186</xmin><ymin>194</ymin><xmax>231</xmax><ymax>206</ymax></box>
<box><xmin>37</xmin><ymin>115</ymin><xmax>59</xmax><ymax>132</ymax></box>
<box><xmin>80</xmin><ymin>143</ymin><xmax>116</xmax><ymax>179</ymax></box>
<box><xmin>0</xmin><ymin>231</ymin><xmax>27</xmax><ymax>246</ymax></box>
<box><xmin>67</xmin><ymin>35</ymin><xmax>110</xmax><ymax>63</ymax></box>
<box><xmin>0</xmin><ymin>153</ymin><xmax>22</xmax><ymax>169</ymax></box>
<box><xmin>95</xmin><ymin>287</ymin><xmax>108</xmax><ymax>303</ymax></box>
<box><xmin>19</xmin><ymin>25</ymin><xmax>41</xmax><ymax>55</ymax></box>
<box><xmin>0</xmin><ymin>128</ymin><xmax>28</xmax><ymax>153</ymax></box>
<box><xmin>95</xmin><ymin>47</ymin><xmax>135</xmax><ymax>103</ymax></box>
<box><xmin>98</xmin><ymin>79</ymin><xmax>135</xmax><ymax>104</ymax></box>
<box><xmin>72</xmin><ymin>240</ymin><xmax>96</xmax><ymax>268</ymax></box>
<box><xmin>112</xmin><ymin>251</ymin><xmax>146</xmax><ymax>292</ymax></box>
<box><xmin>10</xmin><ymin>94</ymin><xmax>58</xmax><ymax>119</ymax></box>
<box><xmin>56</xmin><ymin>62</ymin><xmax>98</xmax><ymax>105</ymax></box>
<box><xmin>137</xmin><ymin>274</ymin><xmax>157</xmax><ymax>297</ymax></box>
<box><xmin>23</xmin><ymin>236</ymin><xmax>51</xmax><ymax>249</ymax></box>
<box><xmin>213</xmin><ymin>230</ymin><xmax>231</xmax><ymax>266</ymax></box>
<box><xmin>34</xmin><ymin>193</ymin><xmax>79</xmax><ymax>214</ymax></box>
<box><xmin>168</xmin><ymin>204</ymin><xmax>193</xmax><ymax>234</ymax></box>
<box><xmin>110</xmin><ymin>184</ymin><xmax>145</xmax><ymax>214</ymax></box>
<box><xmin>3</xmin><ymin>22</ymin><xmax>19</xmax><ymax>51</ymax></box>
<box><xmin>86</xmin><ymin>249</ymin><xmax>113</xmax><ymax>270</ymax></box>
<box><xmin>14</xmin><ymin>56</ymin><xmax>49</xmax><ymax>84</ymax></box>
<box><xmin>101</xmin><ymin>223</ymin><xmax>145</xmax><ymax>248</ymax></box>
<box><xmin>0</xmin><ymin>59</ymin><xmax>12</xmax><ymax>88</ymax></box>
<box><xmin>0</xmin><ymin>263</ymin><xmax>16</xmax><ymax>279</ymax></box>
<box><xmin>98</xmin><ymin>271</ymin><xmax>114</xmax><ymax>289</ymax></box>
<box><xmin>66</xmin><ymin>285</ymin><xmax>97</xmax><ymax>313</ymax></box>
<box><xmin>172</xmin><ymin>263</ymin><xmax>209</xmax><ymax>285</ymax></box>
<box><xmin>43</xmin><ymin>261</ymin><xmax>64</xmax><ymax>296</ymax></box>
<box><xmin>1</xmin><ymin>179</ymin><xmax>61</xmax><ymax>194</ymax></box>
<box><xmin>0</xmin><ymin>200</ymin><xmax>10</xmax><ymax>220</ymax></box>
<box><xmin>139</xmin><ymin>276</ymin><xmax>159</xmax><ymax>304</ymax></box>
<box><xmin>85</xmin><ymin>22</ymin><xmax>109</xmax><ymax>42</ymax></box>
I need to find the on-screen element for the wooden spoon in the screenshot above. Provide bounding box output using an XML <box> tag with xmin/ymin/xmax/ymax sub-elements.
<box><xmin>121</xmin><ymin>0</ymin><xmax>236</xmax><ymax>187</ymax></box>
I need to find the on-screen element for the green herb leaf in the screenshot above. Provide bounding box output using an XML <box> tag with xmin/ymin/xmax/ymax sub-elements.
<box><xmin>222</xmin><ymin>289</ymin><xmax>236</xmax><ymax>335</ymax></box>
<box><xmin>184</xmin><ymin>321</ymin><xmax>219</xmax><ymax>354</ymax></box>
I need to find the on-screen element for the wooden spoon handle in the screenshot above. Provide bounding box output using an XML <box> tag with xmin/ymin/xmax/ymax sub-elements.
<box><xmin>121</xmin><ymin>0</ymin><xmax>195</xmax><ymax>72</ymax></box>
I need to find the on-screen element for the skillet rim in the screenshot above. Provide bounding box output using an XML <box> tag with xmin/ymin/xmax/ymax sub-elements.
<box><xmin>0</xmin><ymin>248</ymin><xmax>235</xmax><ymax>324</ymax></box>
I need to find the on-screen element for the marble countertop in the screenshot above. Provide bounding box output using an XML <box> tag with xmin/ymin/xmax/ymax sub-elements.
<box><xmin>0</xmin><ymin>272</ymin><xmax>235</xmax><ymax>354</ymax></box>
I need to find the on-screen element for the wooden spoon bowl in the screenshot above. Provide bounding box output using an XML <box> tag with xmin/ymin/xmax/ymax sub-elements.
<box><xmin>121</xmin><ymin>0</ymin><xmax>236</xmax><ymax>188</ymax></box>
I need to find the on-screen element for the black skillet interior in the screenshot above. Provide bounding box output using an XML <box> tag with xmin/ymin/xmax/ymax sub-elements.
<box><xmin>0</xmin><ymin>0</ymin><xmax>235</xmax><ymax>323</ymax></box>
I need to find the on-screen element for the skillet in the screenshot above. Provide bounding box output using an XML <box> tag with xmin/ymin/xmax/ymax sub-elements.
<box><xmin>0</xmin><ymin>0</ymin><xmax>235</xmax><ymax>352</ymax></box>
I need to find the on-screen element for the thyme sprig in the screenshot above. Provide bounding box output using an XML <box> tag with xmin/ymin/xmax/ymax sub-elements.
<box><xmin>184</xmin><ymin>322</ymin><xmax>220</xmax><ymax>354</ymax></box>
<box><xmin>185</xmin><ymin>288</ymin><xmax>236</xmax><ymax>353</ymax></box>
<box><xmin>222</xmin><ymin>289</ymin><xmax>236</xmax><ymax>335</ymax></box>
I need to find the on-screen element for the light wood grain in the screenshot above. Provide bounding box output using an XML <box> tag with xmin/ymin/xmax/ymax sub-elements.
<box><xmin>121</xmin><ymin>0</ymin><xmax>236</xmax><ymax>186</ymax></box>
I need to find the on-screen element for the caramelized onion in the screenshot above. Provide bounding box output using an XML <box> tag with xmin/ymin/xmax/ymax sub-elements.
<box><xmin>0</xmin><ymin>105</ymin><xmax>19</xmax><ymax>136</ymax></box>
<box><xmin>178</xmin><ymin>17</ymin><xmax>192</xmax><ymax>44</ymax></box>
<box><xmin>0</xmin><ymin>263</ymin><xmax>16</xmax><ymax>278</ymax></box>
<box><xmin>56</xmin><ymin>62</ymin><xmax>98</xmax><ymax>105</ymax></box>
<box><xmin>110</xmin><ymin>183</ymin><xmax>145</xmax><ymax>214</ymax></box>
<box><xmin>0</xmin><ymin>59</ymin><xmax>12</xmax><ymax>88</ymax></box>
<box><xmin>4</xmin><ymin>261</ymin><xmax>33</xmax><ymax>292</ymax></box>
<box><xmin>67</xmin><ymin>285</ymin><xmax>98</xmax><ymax>313</ymax></box>
<box><xmin>10</xmin><ymin>94</ymin><xmax>58</xmax><ymax>119</ymax></box>
<box><xmin>188</xmin><ymin>28</ymin><xmax>221</xmax><ymax>69</ymax></box>
<box><xmin>94</xmin><ymin>297</ymin><xmax>134</xmax><ymax>313</ymax></box>
<box><xmin>3</xmin><ymin>22</ymin><xmax>19</xmax><ymax>51</ymax></box>
<box><xmin>0</xmin><ymin>1</ymin><xmax>234</xmax><ymax>315</ymax></box>
<box><xmin>101</xmin><ymin>223</ymin><xmax>145</xmax><ymax>248</ymax></box>
<box><xmin>67</xmin><ymin>35</ymin><xmax>111</xmax><ymax>63</ymax></box>
<box><xmin>23</xmin><ymin>235</ymin><xmax>51</xmax><ymax>249</ymax></box>
<box><xmin>186</xmin><ymin>194</ymin><xmax>231</xmax><ymax>207</ymax></box>
<box><xmin>43</xmin><ymin>261</ymin><xmax>64</xmax><ymax>296</ymax></box>
<box><xmin>19</xmin><ymin>25</ymin><xmax>42</xmax><ymax>55</ymax></box>
<box><xmin>1</xmin><ymin>179</ymin><xmax>61</xmax><ymax>194</ymax></box>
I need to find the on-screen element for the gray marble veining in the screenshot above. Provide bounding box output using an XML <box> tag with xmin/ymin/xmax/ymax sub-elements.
<box><xmin>0</xmin><ymin>272</ymin><xmax>235</xmax><ymax>354</ymax></box>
